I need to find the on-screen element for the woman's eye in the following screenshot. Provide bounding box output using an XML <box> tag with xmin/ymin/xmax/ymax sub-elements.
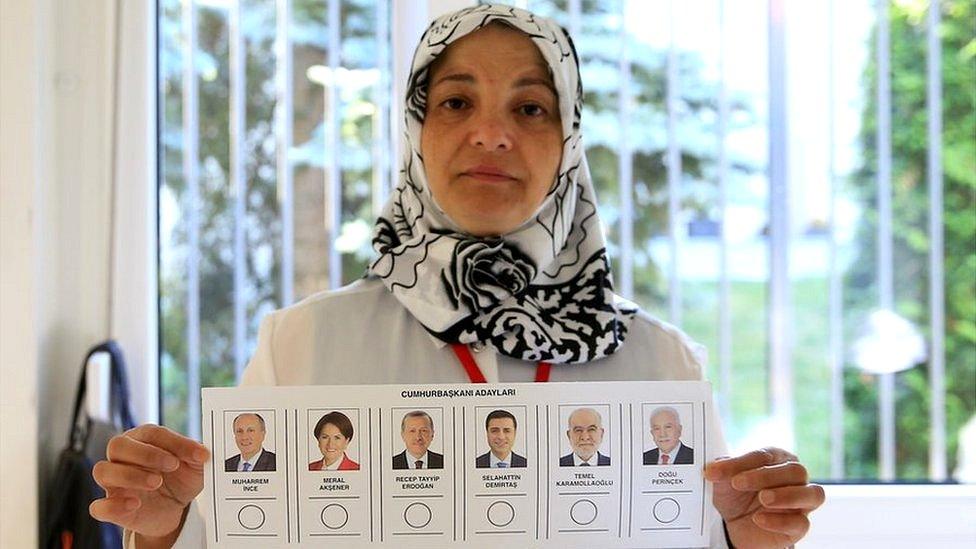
<box><xmin>519</xmin><ymin>103</ymin><xmax>547</xmax><ymax>117</ymax></box>
<box><xmin>442</xmin><ymin>97</ymin><xmax>467</xmax><ymax>110</ymax></box>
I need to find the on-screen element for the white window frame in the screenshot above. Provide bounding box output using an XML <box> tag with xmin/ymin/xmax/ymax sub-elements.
<box><xmin>113</xmin><ymin>0</ymin><xmax>159</xmax><ymax>425</ymax></box>
<box><xmin>113</xmin><ymin>1</ymin><xmax>976</xmax><ymax>546</ymax></box>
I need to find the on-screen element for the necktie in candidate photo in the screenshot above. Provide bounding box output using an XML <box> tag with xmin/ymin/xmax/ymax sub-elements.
<box><xmin>580</xmin><ymin>462</ymin><xmax>590</xmax><ymax>466</ymax></box>
<box><xmin>660</xmin><ymin>454</ymin><xmax>670</xmax><ymax>465</ymax></box>
<box><xmin>497</xmin><ymin>462</ymin><xmax>509</xmax><ymax>468</ymax></box>
<box><xmin>415</xmin><ymin>460</ymin><xmax>423</xmax><ymax>469</ymax></box>
<box><xmin>243</xmin><ymin>462</ymin><xmax>253</xmax><ymax>472</ymax></box>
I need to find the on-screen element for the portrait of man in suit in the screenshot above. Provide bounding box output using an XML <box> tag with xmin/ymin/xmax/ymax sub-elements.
<box><xmin>643</xmin><ymin>406</ymin><xmax>694</xmax><ymax>465</ymax></box>
<box><xmin>559</xmin><ymin>407</ymin><xmax>610</xmax><ymax>466</ymax></box>
<box><xmin>225</xmin><ymin>412</ymin><xmax>276</xmax><ymax>472</ymax></box>
<box><xmin>392</xmin><ymin>410</ymin><xmax>444</xmax><ymax>470</ymax></box>
<box><xmin>475</xmin><ymin>409</ymin><xmax>526</xmax><ymax>468</ymax></box>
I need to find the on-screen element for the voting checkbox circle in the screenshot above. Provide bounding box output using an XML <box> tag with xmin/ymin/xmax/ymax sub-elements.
<box><xmin>652</xmin><ymin>497</ymin><xmax>681</xmax><ymax>524</ymax></box>
<box><xmin>320</xmin><ymin>503</ymin><xmax>349</xmax><ymax>530</ymax></box>
<box><xmin>569</xmin><ymin>499</ymin><xmax>598</xmax><ymax>526</ymax></box>
<box><xmin>403</xmin><ymin>502</ymin><xmax>433</xmax><ymax>529</ymax></box>
<box><xmin>486</xmin><ymin>500</ymin><xmax>516</xmax><ymax>528</ymax></box>
<box><xmin>236</xmin><ymin>504</ymin><xmax>266</xmax><ymax>530</ymax></box>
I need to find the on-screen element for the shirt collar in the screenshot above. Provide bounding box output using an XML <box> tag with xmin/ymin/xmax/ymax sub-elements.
<box><xmin>573</xmin><ymin>452</ymin><xmax>597</xmax><ymax>466</ymax></box>
<box><xmin>407</xmin><ymin>451</ymin><xmax>429</xmax><ymax>468</ymax></box>
<box><xmin>661</xmin><ymin>443</ymin><xmax>681</xmax><ymax>463</ymax></box>
<box><xmin>240</xmin><ymin>448</ymin><xmax>263</xmax><ymax>470</ymax></box>
<box><xmin>489</xmin><ymin>451</ymin><xmax>511</xmax><ymax>468</ymax></box>
<box><xmin>322</xmin><ymin>454</ymin><xmax>346</xmax><ymax>470</ymax></box>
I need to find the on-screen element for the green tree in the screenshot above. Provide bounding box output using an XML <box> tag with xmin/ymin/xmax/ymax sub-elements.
<box><xmin>159</xmin><ymin>0</ymin><xmax>383</xmax><ymax>432</ymax></box>
<box><xmin>844</xmin><ymin>0</ymin><xmax>975</xmax><ymax>479</ymax></box>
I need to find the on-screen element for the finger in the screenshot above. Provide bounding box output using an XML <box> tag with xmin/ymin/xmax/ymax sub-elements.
<box><xmin>104</xmin><ymin>486</ymin><xmax>142</xmax><ymax>499</ymax></box>
<box><xmin>759</xmin><ymin>484</ymin><xmax>825</xmax><ymax>511</ymax></box>
<box><xmin>107</xmin><ymin>434</ymin><xmax>181</xmax><ymax>472</ymax></box>
<box><xmin>89</xmin><ymin>495</ymin><xmax>142</xmax><ymax>523</ymax></box>
<box><xmin>731</xmin><ymin>460</ymin><xmax>808</xmax><ymax>491</ymax></box>
<box><xmin>126</xmin><ymin>425</ymin><xmax>209</xmax><ymax>464</ymax></box>
<box><xmin>752</xmin><ymin>510</ymin><xmax>810</xmax><ymax>540</ymax></box>
<box><xmin>705</xmin><ymin>447</ymin><xmax>798</xmax><ymax>481</ymax></box>
<box><xmin>92</xmin><ymin>461</ymin><xmax>164</xmax><ymax>491</ymax></box>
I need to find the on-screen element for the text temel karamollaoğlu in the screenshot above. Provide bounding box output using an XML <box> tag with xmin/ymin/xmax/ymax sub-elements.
<box><xmin>202</xmin><ymin>380</ymin><xmax>713</xmax><ymax>548</ymax></box>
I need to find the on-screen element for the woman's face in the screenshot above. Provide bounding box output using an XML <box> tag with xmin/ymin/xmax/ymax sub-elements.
<box><xmin>421</xmin><ymin>24</ymin><xmax>563</xmax><ymax>237</ymax></box>
<box><xmin>317</xmin><ymin>423</ymin><xmax>350</xmax><ymax>466</ymax></box>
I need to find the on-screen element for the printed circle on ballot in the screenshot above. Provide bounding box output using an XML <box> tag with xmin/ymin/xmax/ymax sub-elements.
<box><xmin>486</xmin><ymin>500</ymin><xmax>516</xmax><ymax>528</ymax></box>
<box><xmin>320</xmin><ymin>503</ymin><xmax>349</xmax><ymax>530</ymax></box>
<box><xmin>569</xmin><ymin>499</ymin><xmax>598</xmax><ymax>526</ymax></box>
<box><xmin>653</xmin><ymin>497</ymin><xmax>681</xmax><ymax>524</ymax></box>
<box><xmin>237</xmin><ymin>504</ymin><xmax>266</xmax><ymax>530</ymax></box>
<box><xmin>403</xmin><ymin>502</ymin><xmax>433</xmax><ymax>529</ymax></box>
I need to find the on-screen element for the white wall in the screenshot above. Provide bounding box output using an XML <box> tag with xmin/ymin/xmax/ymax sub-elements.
<box><xmin>0</xmin><ymin>0</ymin><xmax>47</xmax><ymax>545</ymax></box>
<box><xmin>1</xmin><ymin>0</ymin><xmax>119</xmax><ymax>544</ymax></box>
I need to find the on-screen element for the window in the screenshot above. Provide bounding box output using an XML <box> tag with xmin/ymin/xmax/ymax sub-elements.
<box><xmin>157</xmin><ymin>0</ymin><xmax>975</xmax><ymax>483</ymax></box>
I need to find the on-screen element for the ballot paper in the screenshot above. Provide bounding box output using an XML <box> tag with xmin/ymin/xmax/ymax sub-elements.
<box><xmin>202</xmin><ymin>381</ymin><xmax>712</xmax><ymax>548</ymax></box>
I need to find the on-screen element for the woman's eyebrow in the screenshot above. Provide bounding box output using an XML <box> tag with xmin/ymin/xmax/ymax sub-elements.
<box><xmin>430</xmin><ymin>71</ymin><xmax>556</xmax><ymax>96</ymax></box>
<box><xmin>513</xmin><ymin>76</ymin><xmax>557</xmax><ymax>96</ymax></box>
<box><xmin>430</xmin><ymin>72</ymin><xmax>475</xmax><ymax>88</ymax></box>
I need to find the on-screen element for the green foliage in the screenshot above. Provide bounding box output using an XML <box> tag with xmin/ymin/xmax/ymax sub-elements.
<box><xmin>844</xmin><ymin>0</ymin><xmax>975</xmax><ymax>479</ymax></box>
<box><xmin>158</xmin><ymin>0</ymin><xmax>383</xmax><ymax>430</ymax></box>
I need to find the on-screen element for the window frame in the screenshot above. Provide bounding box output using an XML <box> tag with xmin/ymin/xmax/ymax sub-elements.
<box><xmin>114</xmin><ymin>0</ymin><xmax>159</xmax><ymax>425</ymax></box>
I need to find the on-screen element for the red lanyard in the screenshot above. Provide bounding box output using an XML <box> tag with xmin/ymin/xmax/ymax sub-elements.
<box><xmin>451</xmin><ymin>343</ymin><xmax>551</xmax><ymax>383</ymax></box>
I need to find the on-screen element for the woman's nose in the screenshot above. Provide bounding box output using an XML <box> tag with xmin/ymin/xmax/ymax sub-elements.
<box><xmin>468</xmin><ymin>113</ymin><xmax>513</xmax><ymax>151</ymax></box>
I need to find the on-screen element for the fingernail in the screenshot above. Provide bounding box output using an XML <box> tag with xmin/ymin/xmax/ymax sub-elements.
<box><xmin>146</xmin><ymin>474</ymin><xmax>162</xmax><ymax>489</ymax></box>
<box><xmin>193</xmin><ymin>448</ymin><xmax>209</xmax><ymax>463</ymax></box>
<box><xmin>125</xmin><ymin>498</ymin><xmax>141</xmax><ymax>511</ymax></box>
<box><xmin>753</xmin><ymin>512</ymin><xmax>768</xmax><ymax>526</ymax></box>
<box><xmin>731</xmin><ymin>476</ymin><xmax>749</xmax><ymax>490</ymax></box>
<box><xmin>759</xmin><ymin>489</ymin><xmax>775</xmax><ymax>505</ymax></box>
<box><xmin>162</xmin><ymin>456</ymin><xmax>180</xmax><ymax>471</ymax></box>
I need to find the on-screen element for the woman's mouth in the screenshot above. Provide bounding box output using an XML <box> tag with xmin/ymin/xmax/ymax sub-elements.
<box><xmin>462</xmin><ymin>165</ymin><xmax>516</xmax><ymax>182</ymax></box>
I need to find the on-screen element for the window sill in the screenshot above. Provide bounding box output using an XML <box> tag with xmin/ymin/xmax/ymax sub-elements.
<box><xmin>802</xmin><ymin>484</ymin><xmax>975</xmax><ymax>547</ymax></box>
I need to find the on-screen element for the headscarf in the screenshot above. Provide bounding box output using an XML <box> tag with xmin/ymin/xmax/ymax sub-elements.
<box><xmin>369</xmin><ymin>4</ymin><xmax>636</xmax><ymax>364</ymax></box>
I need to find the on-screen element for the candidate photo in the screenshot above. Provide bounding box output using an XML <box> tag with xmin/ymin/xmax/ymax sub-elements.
<box><xmin>309</xmin><ymin>411</ymin><xmax>360</xmax><ymax>471</ymax></box>
<box><xmin>560</xmin><ymin>407</ymin><xmax>610</xmax><ymax>467</ymax></box>
<box><xmin>475</xmin><ymin>409</ymin><xmax>526</xmax><ymax>468</ymax></box>
<box><xmin>392</xmin><ymin>410</ymin><xmax>444</xmax><ymax>470</ymax></box>
<box><xmin>643</xmin><ymin>406</ymin><xmax>694</xmax><ymax>465</ymax></box>
<box><xmin>224</xmin><ymin>412</ymin><xmax>276</xmax><ymax>473</ymax></box>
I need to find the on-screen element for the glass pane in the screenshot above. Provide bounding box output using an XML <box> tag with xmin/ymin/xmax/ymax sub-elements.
<box><xmin>158</xmin><ymin>0</ymin><xmax>976</xmax><ymax>483</ymax></box>
<box><xmin>158</xmin><ymin>0</ymin><xmax>387</xmax><ymax>434</ymax></box>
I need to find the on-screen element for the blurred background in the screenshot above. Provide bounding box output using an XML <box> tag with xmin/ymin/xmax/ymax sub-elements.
<box><xmin>155</xmin><ymin>0</ymin><xmax>974</xmax><ymax>484</ymax></box>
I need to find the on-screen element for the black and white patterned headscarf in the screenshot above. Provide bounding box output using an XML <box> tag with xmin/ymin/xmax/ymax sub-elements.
<box><xmin>369</xmin><ymin>4</ymin><xmax>636</xmax><ymax>364</ymax></box>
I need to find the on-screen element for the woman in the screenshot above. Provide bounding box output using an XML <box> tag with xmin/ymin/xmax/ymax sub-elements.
<box><xmin>308</xmin><ymin>411</ymin><xmax>359</xmax><ymax>471</ymax></box>
<box><xmin>91</xmin><ymin>5</ymin><xmax>823</xmax><ymax>548</ymax></box>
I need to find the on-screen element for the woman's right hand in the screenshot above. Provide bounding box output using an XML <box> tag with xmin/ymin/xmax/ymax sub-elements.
<box><xmin>90</xmin><ymin>424</ymin><xmax>210</xmax><ymax>546</ymax></box>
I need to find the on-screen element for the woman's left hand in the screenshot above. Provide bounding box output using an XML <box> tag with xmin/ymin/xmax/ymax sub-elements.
<box><xmin>704</xmin><ymin>447</ymin><xmax>825</xmax><ymax>549</ymax></box>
